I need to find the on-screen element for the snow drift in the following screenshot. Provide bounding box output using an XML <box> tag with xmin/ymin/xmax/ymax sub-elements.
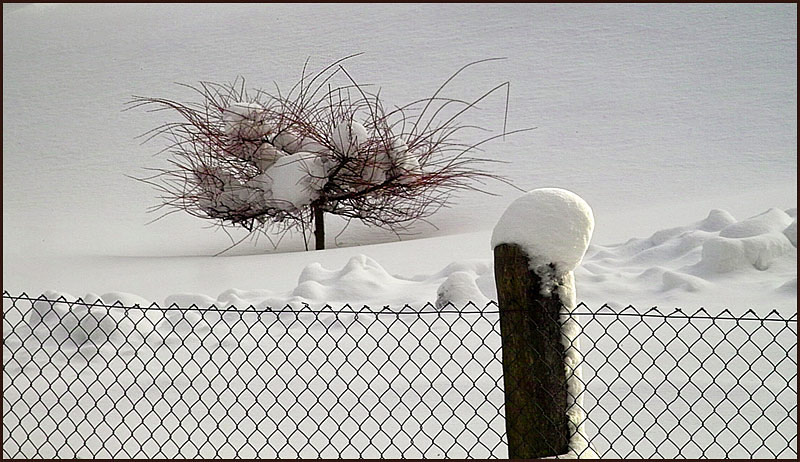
<box><xmin>579</xmin><ymin>207</ymin><xmax>797</xmax><ymax>311</ymax></box>
<box><xmin>8</xmin><ymin>207</ymin><xmax>793</xmax><ymax>315</ymax></box>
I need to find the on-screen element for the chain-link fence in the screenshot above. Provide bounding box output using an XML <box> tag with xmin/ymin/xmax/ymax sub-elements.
<box><xmin>2</xmin><ymin>292</ymin><xmax>797</xmax><ymax>458</ymax></box>
<box><xmin>572</xmin><ymin>305</ymin><xmax>796</xmax><ymax>458</ymax></box>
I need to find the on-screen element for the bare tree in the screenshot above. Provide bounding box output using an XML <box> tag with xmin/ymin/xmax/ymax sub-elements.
<box><xmin>128</xmin><ymin>55</ymin><xmax>527</xmax><ymax>252</ymax></box>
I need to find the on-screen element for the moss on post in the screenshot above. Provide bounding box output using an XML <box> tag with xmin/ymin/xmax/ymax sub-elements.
<box><xmin>494</xmin><ymin>243</ymin><xmax>570</xmax><ymax>458</ymax></box>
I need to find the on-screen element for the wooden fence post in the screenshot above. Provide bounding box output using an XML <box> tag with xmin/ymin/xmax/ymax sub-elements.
<box><xmin>491</xmin><ymin>187</ymin><xmax>594</xmax><ymax>459</ymax></box>
<box><xmin>494</xmin><ymin>243</ymin><xmax>570</xmax><ymax>458</ymax></box>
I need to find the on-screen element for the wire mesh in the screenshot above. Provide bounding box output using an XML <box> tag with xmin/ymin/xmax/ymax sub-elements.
<box><xmin>2</xmin><ymin>292</ymin><xmax>797</xmax><ymax>458</ymax></box>
<box><xmin>570</xmin><ymin>305</ymin><xmax>797</xmax><ymax>458</ymax></box>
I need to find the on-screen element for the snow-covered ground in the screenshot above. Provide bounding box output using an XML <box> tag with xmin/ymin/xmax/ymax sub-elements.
<box><xmin>3</xmin><ymin>4</ymin><xmax>796</xmax><ymax>280</ymax></box>
<box><xmin>3</xmin><ymin>3</ymin><xmax>797</xmax><ymax>459</ymax></box>
<box><xmin>6</xmin><ymin>205</ymin><xmax>794</xmax><ymax>315</ymax></box>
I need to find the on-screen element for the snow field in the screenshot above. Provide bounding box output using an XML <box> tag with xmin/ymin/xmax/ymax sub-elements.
<box><xmin>4</xmin><ymin>206</ymin><xmax>792</xmax><ymax>314</ymax></box>
<box><xmin>4</xmin><ymin>4</ymin><xmax>796</xmax><ymax>262</ymax></box>
<box><xmin>3</xmin><ymin>4</ymin><xmax>796</xmax><ymax>458</ymax></box>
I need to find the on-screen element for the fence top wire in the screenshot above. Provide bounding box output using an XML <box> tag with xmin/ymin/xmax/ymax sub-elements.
<box><xmin>571</xmin><ymin>303</ymin><xmax>798</xmax><ymax>323</ymax></box>
<box><xmin>2</xmin><ymin>291</ymin><xmax>797</xmax><ymax>322</ymax></box>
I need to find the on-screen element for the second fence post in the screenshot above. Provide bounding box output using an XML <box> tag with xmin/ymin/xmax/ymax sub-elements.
<box><xmin>492</xmin><ymin>188</ymin><xmax>594</xmax><ymax>459</ymax></box>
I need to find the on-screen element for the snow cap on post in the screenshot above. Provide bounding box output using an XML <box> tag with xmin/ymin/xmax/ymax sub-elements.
<box><xmin>492</xmin><ymin>188</ymin><xmax>594</xmax><ymax>273</ymax></box>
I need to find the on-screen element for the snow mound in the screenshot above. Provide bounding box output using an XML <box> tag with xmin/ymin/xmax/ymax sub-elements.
<box><xmin>492</xmin><ymin>188</ymin><xmax>595</xmax><ymax>273</ymax></box>
<box><xmin>435</xmin><ymin>271</ymin><xmax>489</xmax><ymax>309</ymax></box>
<box><xmin>272</xmin><ymin>131</ymin><xmax>329</xmax><ymax>156</ymax></box>
<box><xmin>266</xmin><ymin>152</ymin><xmax>328</xmax><ymax>210</ymax></box>
<box><xmin>291</xmin><ymin>255</ymin><xmax>492</xmax><ymax>308</ymax></box>
<box><xmin>578</xmin><ymin>208</ymin><xmax>797</xmax><ymax>311</ymax></box>
<box><xmin>28</xmin><ymin>292</ymin><xmax>119</xmax><ymax>348</ymax></box>
<box><xmin>9</xmin><ymin>291</ymin><xmax>160</xmax><ymax>365</ymax></box>
<box><xmin>697</xmin><ymin>209</ymin><xmax>739</xmax><ymax>232</ymax></box>
<box><xmin>164</xmin><ymin>292</ymin><xmax>218</xmax><ymax>309</ymax></box>
<box><xmin>696</xmin><ymin>208</ymin><xmax>795</xmax><ymax>273</ymax></box>
<box><xmin>698</xmin><ymin>233</ymin><xmax>794</xmax><ymax>273</ymax></box>
<box><xmin>222</xmin><ymin>102</ymin><xmax>273</xmax><ymax>140</ymax></box>
<box><xmin>294</xmin><ymin>255</ymin><xmax>405</xmax><ymax>302</ymax></box>
<box><xmin>150</xmin><ymin>255</ymin><xmax>493</xmax><ymax>310</ymax></box>
<box><xmin>718</xmin><ymin>208</ymin><xmax>793</xmax><ymax>238</ymax></box>
<box><xmin>332</xmin><ymin>120</ymin><xmax>368</xmax><ymax>155</ymax></box>
<box><xmin>660</xmin><ymin>270</ymin><xmax>709</xmax><ymax>292</ymax></box>
<box><xmin>249</xmin><ymin>143</ymin><xmax>286</xmax><ymax>171</ymax></box>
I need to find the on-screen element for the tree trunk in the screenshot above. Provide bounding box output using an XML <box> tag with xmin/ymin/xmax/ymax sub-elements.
<box><xmin>313</xmin><ymin>204</ymin><xmax>325</xmax><ymax>250</ymax></box>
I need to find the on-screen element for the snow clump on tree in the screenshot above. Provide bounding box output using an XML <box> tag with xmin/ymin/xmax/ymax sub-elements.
<box><xmin>130</xmin><ymin>55</ymin><xmax>527</xmax><ymax>251</ymax></box>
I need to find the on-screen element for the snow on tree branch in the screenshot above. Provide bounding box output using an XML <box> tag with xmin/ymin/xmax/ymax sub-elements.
<box><xmin>127</xmin><ymin>56</ymin><xmax>528</xmax><ymax>251</ymax></box>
